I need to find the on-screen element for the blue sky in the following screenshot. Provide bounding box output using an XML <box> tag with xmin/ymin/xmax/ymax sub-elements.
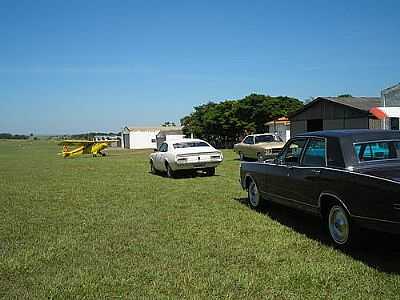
<box><xmin>0</xmin><ymin>0</ymin><xmax>399</xmax><ymax>134</ymax></box>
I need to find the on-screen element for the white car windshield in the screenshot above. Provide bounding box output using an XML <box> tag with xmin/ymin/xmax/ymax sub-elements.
<box><xmin>173</xmin><ymin>141</ymin><xmax>210</xmax><ymax>148</ymax></box>
<box><xmin>255</xmin><ymin>135</ymin><xmax>282</xmax><ymax>143</ymax></box>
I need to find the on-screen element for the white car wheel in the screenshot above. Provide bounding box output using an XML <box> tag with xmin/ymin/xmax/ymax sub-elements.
<box><xmin>150</xmin><ymin>160</ymin><xmax>156</xmax><ymax>174</ymax></box>
<box><xmin>166</xmin><ymin>163</ymin><xmax>175</xmax><ymax>178</ymax></box>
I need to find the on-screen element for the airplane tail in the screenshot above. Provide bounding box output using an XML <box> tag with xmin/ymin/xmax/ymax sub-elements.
<box><xmin>61</xmin><ymin>146</ymin><xmax>85</xmax><ymax>158</ymax></box>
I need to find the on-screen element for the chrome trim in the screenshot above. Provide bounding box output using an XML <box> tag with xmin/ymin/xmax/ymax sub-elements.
<box><xmin>352</xmin><ymin>214</ymin><xmax>400</xmax><ymax>225</ymax></box>
<box><xmin>268</xmin><ymin>192</ymin><xmax>318</xmax><ymax>208</ymax></box>
<box><xmin>318</xmin><ymin>192</ymin><xmax>351</xmax><ymax>215</ymax></box>
<box><xmin>262</xmin><ymin>163</ymin><xmax>400</xmax><ymax>185</ymax></box>
<box><xmin>393</xmin><ymin>204</ymin><xmax>400</xmax><ymax>211</ymax></box>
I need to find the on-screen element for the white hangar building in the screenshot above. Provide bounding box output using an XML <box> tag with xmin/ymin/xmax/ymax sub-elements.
<box><xmin>121</xmin><ymin>126</ymin><xmax>184</xmax><ymax>150</ymax></box>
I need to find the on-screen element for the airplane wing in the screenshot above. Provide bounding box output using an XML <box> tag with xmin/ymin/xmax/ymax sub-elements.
<box><xmin>58</xmin><ymin>140</ymin><xmax>95</xmax><ymax>146</ymax></box>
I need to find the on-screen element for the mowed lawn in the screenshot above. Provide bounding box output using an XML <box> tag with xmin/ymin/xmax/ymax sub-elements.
<box><xmin>1</xmin><ymin>140</ymin><xmax>400</xmax><ymax>299</ymax></box>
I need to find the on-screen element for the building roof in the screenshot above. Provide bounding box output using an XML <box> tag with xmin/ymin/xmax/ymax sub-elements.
<box><xmin>382</xmin><ymin>83</ymin><xmax>400</xmax><ymax>95</ymax></box>
<box><xmin>265</xmin><ymin>117</ymin><xmax>290</xmax><ymax>126</ymax></box>
<box><xmin>124</xmin><ymin>126</ymin><xmax>183</xmax><ymax>132</ymax></box>
<box><xmin>296</xmin><ymin>129</ymin><xmax>400</xmax><ymax>142</ymax></box>
<box><xmin>289</xmin><ymin>96</ymin><xmax>381</xmax><ymax>118</ymax></box>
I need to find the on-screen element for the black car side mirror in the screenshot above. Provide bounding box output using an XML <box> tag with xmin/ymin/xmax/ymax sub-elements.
<box><xmin>153</xmin><ymin>148</ymin><xmax>158</xmax><ymax>152</ymax></box>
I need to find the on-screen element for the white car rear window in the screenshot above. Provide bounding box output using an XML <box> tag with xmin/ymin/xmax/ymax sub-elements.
<box><xmin>173</xmin><ymin>141</ymin><xmax>210</xmax><ymax>148</ymax></box>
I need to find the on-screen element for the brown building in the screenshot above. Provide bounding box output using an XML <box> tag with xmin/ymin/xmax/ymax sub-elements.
<box><xmin>289</xmin><ymin>96</ymin><xmax>382</xmax><ymax>137</ymax></box>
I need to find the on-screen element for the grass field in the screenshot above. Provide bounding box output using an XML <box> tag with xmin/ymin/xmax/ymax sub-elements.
<box><xmin>1</xmin><ymin>140</ymin><xmax>400</xmax><ymax>299</ymax></box>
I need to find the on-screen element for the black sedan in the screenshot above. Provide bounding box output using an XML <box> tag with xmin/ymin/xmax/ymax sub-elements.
<box><xmin>240</xmin><ymin>129</ymin><xmax>400</xmax><ymax>247</ymax></box>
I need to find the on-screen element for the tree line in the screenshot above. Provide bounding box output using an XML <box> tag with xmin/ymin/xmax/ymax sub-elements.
<box><xmin>0</xmin><ymin>133</ymin><xmax>30</xmax><ymax>140</ymax></box>
<box><xmin>180</xmin><ymin>93</ymin><xmax>303</xmax><ymax>148</ymax></box>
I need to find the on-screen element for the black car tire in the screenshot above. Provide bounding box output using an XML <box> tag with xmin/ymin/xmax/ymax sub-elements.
<box><xmin>326</xmin><ymin>203</ymin><xmax>355</xmax><ymax>247</ymax></box>
<box><xmin>247</xmin><ymin>179</ymin><xmax>264</xmax><ymax>209</ymax></box>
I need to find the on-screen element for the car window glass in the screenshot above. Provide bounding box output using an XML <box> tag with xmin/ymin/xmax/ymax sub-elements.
<box><xmin>173</xmin><ymin>141</ymin><xmax>209</xmax><ymax>148</ymax></box>
<box><xmin>159</xmin><ymin>143</ymin><xmax>168</xmax><ymax>152</ymax></box>
<box><xmin>243</xmin><ymin>136</ymin><xmax>254</xmax><ymax>144</ymax></box>
<box><xmin>302</xmin><ymin>139</ymin><xmax>326</xmax><ymax>167</ymax></box>
<box><xmin>255</xmin><ymin>135</ymin><xmax>274</xmax><ymax>143</ymax></box>
<box><xmin>284</xmin><ymin>139</ymin><xmax>306</xmax><ymax>165</ymax></box>
<box><xmin>327</xmin><ymin>138</ymin><xmax>345</xmax><ymax>168</ymax></box>
<box><xmin>275</xmin><ymin>139</ymin><xmax>306</xmax><ymax>165</ymax></box>
<box><xmin>355</xmin><ymin>141</ymin><xmax>395</xmax><ymax>161</ymax></box>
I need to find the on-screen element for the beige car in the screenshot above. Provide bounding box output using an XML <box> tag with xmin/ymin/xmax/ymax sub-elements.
<box><xmin>233</xmin><ymin>133</ymin><xmax>285</xmax><ymax>161</ymax></box>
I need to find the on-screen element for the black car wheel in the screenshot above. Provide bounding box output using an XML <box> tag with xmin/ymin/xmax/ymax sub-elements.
<box><xmin>327</xmin><ymin>204</ymin><xmax>352</xmax><ymax>247</ymax></box>
<box><xmin>247</xmin><ymin>179</ymin><xmax>264</xmax><ymax>209</ymax></box>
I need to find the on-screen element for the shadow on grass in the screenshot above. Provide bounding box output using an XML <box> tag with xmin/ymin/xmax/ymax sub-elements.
<box><xmin>149</xmin><ymin>171</ymin><xmax>221</xmax><ymax>179</ymax></box>
<box><xmin>234</xmin><ymin>197</ymin><xmax>400</xmax><ymax>274</ymax></box>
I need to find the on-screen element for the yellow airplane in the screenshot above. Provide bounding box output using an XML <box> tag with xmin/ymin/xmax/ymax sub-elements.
<box><xmin>59</xmin><ymin>140</ymin><xmax>117</xmax><ymax>158</ymax></box>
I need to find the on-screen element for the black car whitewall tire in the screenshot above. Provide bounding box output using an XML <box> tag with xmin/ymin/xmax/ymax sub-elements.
<box><xmin>327</xmin><ymin>204</ymin><xmax>351</xmax><ymax>246</ymax></box>
<box><xmin>248</xmin><ymin>179</ymin><xmax>263</xmax><ymax>209</ymax></box>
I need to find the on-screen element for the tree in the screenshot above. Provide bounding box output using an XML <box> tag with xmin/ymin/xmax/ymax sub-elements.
<box><xmin>181</xmin><ymin>94</ymin><xmax>303</xmax><ymax>148</ymax></box>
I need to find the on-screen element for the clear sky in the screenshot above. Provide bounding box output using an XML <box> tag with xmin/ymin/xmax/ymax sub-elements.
<box><xmin>0</xmin><ymin>0</ymin><xmax>399</xmax><ymax>134</ymax></box>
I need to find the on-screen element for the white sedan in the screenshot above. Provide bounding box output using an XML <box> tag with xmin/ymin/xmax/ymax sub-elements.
<box><xmin>149</xmin><ymin>139</ymin><xmax>223</xmax><ymax>177</ymax></box>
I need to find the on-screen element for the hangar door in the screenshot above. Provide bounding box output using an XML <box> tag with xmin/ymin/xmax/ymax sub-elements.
<box><xmin>123</xmin><ymin>134</ymin><xmax>130</xmax><ymax>149</ymax></box>
<box><xmin>307</xmin><ymin>119</ymin><xmax>323</xmax><ymax>132</ymax></box>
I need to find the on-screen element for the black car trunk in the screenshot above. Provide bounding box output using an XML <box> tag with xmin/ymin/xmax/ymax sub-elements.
<box><xmin>360</xmin><ymin>163</ymin><xmax>400</xmax><ymax>182</ymax></box>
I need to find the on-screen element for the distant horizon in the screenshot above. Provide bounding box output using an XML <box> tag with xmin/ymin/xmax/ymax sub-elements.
<box><xmin>1</xmin><ymin>89</ymin><xmax>394</xmax><ymax>135</ymax></box>
<box><xmin>1</xmin><ymin>0</ymin><xmax>399</xmax><ymax>134</ymax></box>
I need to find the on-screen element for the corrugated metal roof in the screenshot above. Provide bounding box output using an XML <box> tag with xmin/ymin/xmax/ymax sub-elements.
<box><xmin>322</xmin><ymin>97</ymin><xmax>381</xmax><ymax>111</ymax></box>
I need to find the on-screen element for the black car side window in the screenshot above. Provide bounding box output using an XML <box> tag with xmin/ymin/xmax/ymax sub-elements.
<box><xmin>302</xmin><ymin>139</ymin><xmax>326</xmax><ymax>167</ymax></box>
<box><xmin>276</xmin><ymin>139</ymin><xmax>306</xmax><ymax>165</ymax></box>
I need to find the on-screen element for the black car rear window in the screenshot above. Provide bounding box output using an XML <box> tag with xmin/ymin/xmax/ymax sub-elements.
<box><xmin>354</xmin><ymin>141</ymin><xmax>400</xmax><ymax>162</ymax></box>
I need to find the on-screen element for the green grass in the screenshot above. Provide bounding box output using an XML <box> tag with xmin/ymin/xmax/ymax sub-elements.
<box><xmin>1</xmin><ymin>140</ymin><xmax>400</xmax><ymax>299</ymax></box>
